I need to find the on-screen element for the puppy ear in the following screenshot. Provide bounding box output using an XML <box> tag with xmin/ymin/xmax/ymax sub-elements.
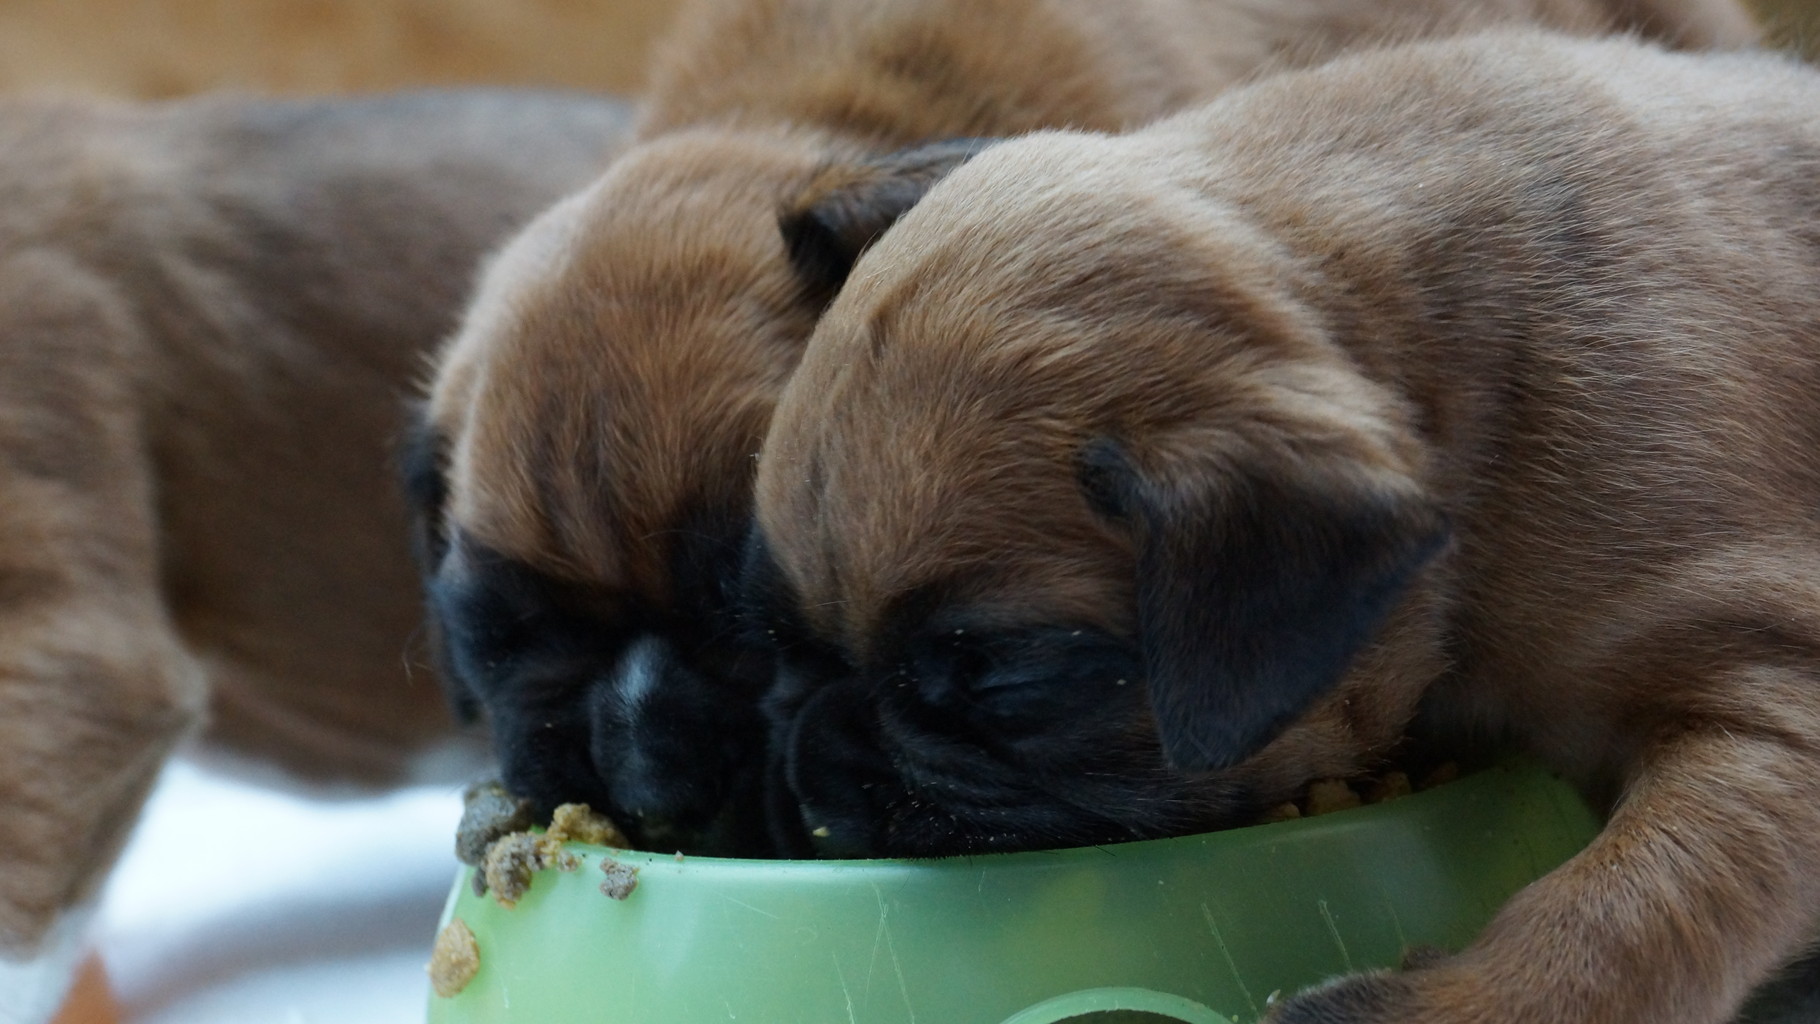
<box><xmin>396</xmin><ymin>402</ymin><xmax>449</xmax><ymax>570</ymax></box>
<box><xmin>394</xmin><ymin>404</ymin><xmax>483</xmax><ymax>727</ymax></box>
<box><xmin>780</xmin><ymin>137</ymin><xmax>998</xmax><ymax>296</ymax></box>
<box><xmin>1080</xmin><ymin>438</ymin><xmax>1448</xmax><ymax>773</ymax></box>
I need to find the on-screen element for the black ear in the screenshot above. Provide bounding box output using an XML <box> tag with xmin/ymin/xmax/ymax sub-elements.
<box><xmin>394</xmin><ymin>404</ymin><xmax>483</xmax><ymax>726</ymax></box>
<box><xmin>396</xmin><ymin>402</ymin><xmax>450</xmax><ymax>571</ymax></box>
<box><xmin>779</xmin><ymin>137</ymin><xmax>998</xmax><ymax>297</ymax></box>
<box><xmin>1080</xmin><ymin>438</ymin><xmax>1448</xmax><ymax>773</ymax></box>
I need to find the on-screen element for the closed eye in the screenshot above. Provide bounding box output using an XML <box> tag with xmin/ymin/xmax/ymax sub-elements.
<box><xmin>912</xmin><ymin>625</ymin><xmax>1139</xmax><ymax>714</ymax></box>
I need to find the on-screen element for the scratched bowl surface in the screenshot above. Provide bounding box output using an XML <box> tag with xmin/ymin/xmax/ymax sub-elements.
<box><xmin>425</xmin><ymin>761</ymin><xmax>1597</xmax><ymax>1024</ymax></box>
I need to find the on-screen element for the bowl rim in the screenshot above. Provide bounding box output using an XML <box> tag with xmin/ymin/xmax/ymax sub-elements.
<box><xmin>527</xmin><ymin>759</ymin><xmax>1553</xmax><ymax>874</ymax></box>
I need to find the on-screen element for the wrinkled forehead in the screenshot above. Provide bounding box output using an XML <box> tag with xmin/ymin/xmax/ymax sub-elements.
<box><xmin>756</xmin><ymin>139</ymin><xmax>1256</xmax><ymax>651</ymax></box>
<box><xmin>421</xmin><ymin>184</ymin><xmax>603</xmax><ymax>565</ymax></box>
<box><xmin>756</xmin><ymin>429</ymin><xmax>1136</xmax><ymax>660</ymax></box>
<box><xmin>422</xmin><ymin>137</ymin><xmax>825</xmax><ymax>583</ymax></box>
<box><xmin>758</xmin><ymin>307</ymin><xmax>1138</xmax><ymax>656</ymax></box>
<box><xmin>426</xmin><ymin>172</ymin><xmax>603</xmax><ymax>429</ymax></box>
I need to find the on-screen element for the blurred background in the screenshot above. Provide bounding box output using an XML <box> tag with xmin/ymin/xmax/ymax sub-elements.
<box><xmin>8</xmin><ymin>0</ymin><xmax>1818</xmax><ymax>1022</ymax></box>
<box><xmin>0</xmin><ymin>0</ymin><xmax>1814</xmax><ymax>101</ymax></box>
<box><xmin>0</xmin><ymin>0</ymin><xmax>677</xmax><ymax>97</ymax></box>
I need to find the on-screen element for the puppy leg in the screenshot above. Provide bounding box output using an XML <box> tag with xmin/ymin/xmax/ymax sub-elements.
<box><xmin>1270</xmin><ymin>659</ymin><xmax>1820</xmax><ymax>1024</ymax></box>
<box><xmin>0</xmin><ymin>254</ymin><xmax>207</xmax><ymax>1015</ymax></box>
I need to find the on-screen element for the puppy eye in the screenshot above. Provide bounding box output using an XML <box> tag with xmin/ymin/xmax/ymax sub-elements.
<box><xmin>926</xmin><ymin>640</ymin><xmax>997</xmax><ymax>694</ymax></box>
<box><xmin>910</xmin><ymin>635</ymin><xmax>1042</xmax><ymax>710</ymax></box>
<box><xmin>914</xmin><ymin>627</ymin><xmax>1140</xmax><ymax>716</ymax></box>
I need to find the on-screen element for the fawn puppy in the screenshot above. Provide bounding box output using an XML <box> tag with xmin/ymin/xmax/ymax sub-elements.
<box><xmin>0</xmin><ymin>90</ymin><xmax>630</xmax><ymax>1022</ymax></box>
<box><xmin>749</xmin><ymin>30</ymin><xmax>1820</xmax><ymax>1024</ymax></box>
<box><xmin>409</xmin><ymin>0</ymin><xmax>1756</xmax><ymax>854</ymax></box>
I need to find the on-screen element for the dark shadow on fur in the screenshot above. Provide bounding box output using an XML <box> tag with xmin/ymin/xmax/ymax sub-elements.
<box><xmin>779</xmin><ymin>137</ymin><xmax>999</xmax><ymax>297</ymax></box>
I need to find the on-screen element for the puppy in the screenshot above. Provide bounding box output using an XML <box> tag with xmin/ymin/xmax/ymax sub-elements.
<box><xmin>410</xmin><ymin>0</ymin><xmax>1757</xmax><ymax>856</ymax></box>
<box><xmin>0</xmin><ymin>90</ymin><xmax>629</xmax><ymax>1022</ymax></box>
<box><xmin>747</xmin><ymin>29</ymin><xmax>1820</xmax><ymax>1024</ymax></box>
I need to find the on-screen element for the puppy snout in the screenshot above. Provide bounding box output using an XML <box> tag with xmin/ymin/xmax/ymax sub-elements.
<box><xmin>427</xmin><ymin>543</ymin><xmax>771</xmax><ymax>851</ymax></box>
<box><xmin>587</xmin><ymin>634</ymin><xmax>752</xmax><ymax>833</ymax></box>
<box><xmin>773</xmin><ymin>684</ymin><xmax>900</xmax><ymax>857</ymax></box>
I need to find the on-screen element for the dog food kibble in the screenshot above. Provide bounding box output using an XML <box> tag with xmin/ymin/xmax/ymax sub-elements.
<box><xmin>1420</xmin><ymin>761</ymin><xmax>1460</xmax><ymax>790</ymax></box>
<box><xmin>455</xmin><ymin>779</ymin><xmax>537</xmax><ymax>866</ymax></box>
<box><xmin>1303</xmin><ymin>778</ymin><xmax>1364</xmax><ymax>816</ymax></box>
<box><xmin>1363</xmin><ymin>770</ymin><xmax>1413</xmax><ymax>804</ymax></box>
<box><xmin>461</xmin><ymin>792</ymin><xmax>633</xmax><ymax>906</ymax></box>
<box><xmin>549</xmin><ymin>803</ymin><xmax>629</xmax><ymax>848</ymax></box>
<box><xmin>599</xmin><ymin>857</ymin><xmax>640</xmax><ymax>900</ymax></box>
<box><xmin>427</xmin><ymin>918</ymin><xmax>481</xmax><ymax>998</ymax></box>
<box><xmin>481</xmin><ymin>832</ymin><xmax>578</xmax><ymax>908</ymax></box>
<box><xmin>1259</xmin><ymin>802</ymin><xmax>1303</xmax><ymax>823</ymax></box>
<box><xmin>1261</xmin><ymin>763</ymin><xmax>1458</xmax><ymax>824</ymax></box>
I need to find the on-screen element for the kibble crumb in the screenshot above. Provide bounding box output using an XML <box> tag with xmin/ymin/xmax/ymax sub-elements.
<box><xmin>1259</xmin><ymin>802</ymin><xmax>1303</xmax><ymax>823</ymax></box>
<box><xmin>1260</xmin><ymin>762</ymin><xmax>1466</xmax><ymax>825</ymax></box>
<box><xmin>1418</xmin><ymin>761</ymin><xmax>1460</xmax><ymax>791</ymax></box>
<box><xmin>427</xmin><ymin>918</ymin><xmax>481</xmax><ymax>998</ymax></box>
<box><xmin>455</xmin><ymin>780</ymin><xmax>537</xmax><ymax>867</ymax></box>
<box><xmin>1363</xmin><ymin>770</ymin><xmax>1413</xmax><ymax>804</ymax></box>
<box><xmin>548</xmin><ymin>803</ymin><xmax>629</xmax><ymax>848</ymax></box>
<box><xmin>599</xmin><ymin>858</ymin><xmax>640</xmax><ymax>900</ymax></box>
<box><xmin>1303</xmin><ymin>778</ymin><xmax>1364</xmax><ymax>816</ymax></box>
<box><xmin>481</xmin><ymin>832</ymin><xmax>573</xmax><ymax>908</ymax></box>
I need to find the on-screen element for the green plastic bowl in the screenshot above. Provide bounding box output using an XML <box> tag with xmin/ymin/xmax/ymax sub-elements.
<box><xmin>426</xmin><ymin>762</ymin><xmax>1597</xmax><ymax>1024</ymax></box>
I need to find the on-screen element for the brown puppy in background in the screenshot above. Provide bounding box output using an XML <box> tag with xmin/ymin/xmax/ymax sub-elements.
<box><xmin>0</xmin><ymin>90</ymin><xmax>629</xmax><ymax>1022</ymax></box>
<box><xmin>748</xmin><ymin>29</ymin><xmax>1820</xmax><ymax>1024</ymax></box>
<box><xmin>411</xmin><ymin>0</ymin><xmax>1758</xmax><ymax>856</ymax></box>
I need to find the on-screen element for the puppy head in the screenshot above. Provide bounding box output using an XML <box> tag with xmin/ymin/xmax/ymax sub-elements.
<box><xmin>749</xmin><ymin>133</ymin><xmax>1449</xmax><ymax>856</ymax></box>
<box><xmin>405</xmin><ymin>130</ymin><xmax>993</xmax><ymax>854</ymax></box>
<box><xmin>406</xmin><ymin>130</ymin><xmax>837</xmax><ymax>852</ymax></box>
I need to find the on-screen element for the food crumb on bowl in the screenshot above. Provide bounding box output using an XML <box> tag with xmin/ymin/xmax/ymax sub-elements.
<box><xmin>549</xmin><ymin>802</ymin><xmax>629</xmax><ymax>848</ymax></box>
<box><xmin>1263</xmin><ymin>762</ymin><xmax>1459</xmax><ymax>824</ymax></box>
<box><xmin>1304</xmin><ymin>778</ymin><xmax>1364</xmax><ymax>816</ymax></box>
<box><xmin>1364</xmin><ymin>770</ymin><xmax>1413</xmax><ymax>804</ymax></box>
<box><xmin>456</xmin><ymin>784</ymin><xmax>632</xmax><ymax>903</ymax></box>
<box><xmin>599</xmin><ymin>857</ymin><xmax>640</xmax><ymax>900</ymax></box>
<box><xmin>427</xmin><ymin>917</ymin><xmax>481</xmax><ymax>998</ymax></box>
<box><xmin>1420</xmin><ymin>761</ymin><xmax>1460</xmax><ymax>790</ymax></box>
<box><xmin>1260</xmin><ymin>802</ymin><xmax>1303</xmax><ymax>823</ymax></box>
<box><xmin>455</xmin><ymin>779</ymin><xmax>537</xmax><ymax>867</ymax></box>
<box><xmin>482</xmin><ymin>832</ymin><xmax>578</xmax><ymax>908</ymax></box>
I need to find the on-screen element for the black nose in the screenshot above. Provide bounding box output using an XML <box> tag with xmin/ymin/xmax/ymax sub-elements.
<box><xmin>590</xmin><ymin>637</ymin><xmax>725</xmax><ymax>822</ymax></box>
<box><xmin>427</xmin><ymin>536</ymin><xmax>780</xmax><ymax>853</ymax></box>
<box><xmin>583</xmin><ymin>632</ymin><xmax>782</xmax><ymax>854</ymax></box>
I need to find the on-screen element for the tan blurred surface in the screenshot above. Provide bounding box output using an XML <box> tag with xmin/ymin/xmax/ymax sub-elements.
<box><xmin>50</xmin><ymin>955</ymin><xmax>119</xmax><ymax>1024</ymax></box>
<box><xmin>0</xmin><ymin>0</ymin><xmax>683</xmax><ymax>98</ymax></box>
<box><xmin>0</xmin><ymin>0</ymin><xmax>1813</xmax><ymax>103</ymax></box>
<box><xmin>1755</xmin><ymin>0</ymin><xmax>1820</xmax><ymax>54</ymax></box>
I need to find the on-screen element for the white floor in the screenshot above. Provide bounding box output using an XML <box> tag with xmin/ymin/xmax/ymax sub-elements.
<box><xmin>95</xmin><ymin>760</ymin><xmax>468</xmax><ymax>1024</ymax></box>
